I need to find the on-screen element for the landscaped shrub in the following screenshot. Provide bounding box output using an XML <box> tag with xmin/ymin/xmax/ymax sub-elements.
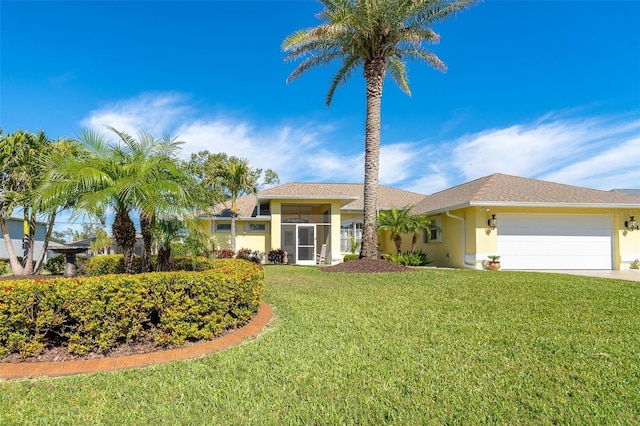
<box><xmin>214</xmin><ymin>249</ymin><xmax>235</xmax><ymax>259</ymax></box>
<box><xmin>0</xmin><ymin>259</ymin><xmax>265</xmax><ymax>358</ymax></box>
<box><xmin>343</xmin><ymin>254</ymin><xmax>360</xmax><ymax>262</ymax></box>
<box><xmin>237</xmin><ymin>248</ymin><xmax>262</xmax><ymax>265</ymax></box>
<box><xmin>388</xmin><ymin>250</ymin><xmax>431</xmax><ymax>266</ymax></box>
<box><xmin>0</xmin><ymin>258</ymin><xmax>8</xmax><ymax>274</ymax></box>
<box><xmin>267</xmin><ymin>249</ymin><xmax>286</xmax><ymax>264</ymax></box>
<box><xmin>44</xmin><ymin>254</ymin><xmax>66</xmax><ymax>275</ymax></box>
<box><xmin>85</xmin><ymin>254</ymin><xmax>138</xmax><ymax>276</ymax></box>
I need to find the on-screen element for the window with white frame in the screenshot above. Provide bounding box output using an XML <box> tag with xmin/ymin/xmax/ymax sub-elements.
<box><xmin>341</xmin><ymin>220</ymin><xmax>363</xmax><ymax>252</ymax></box>
<box><xmin>423</xmin><ymin>217</ymin><xmax>441</xmax><ymax>243</ymax></box>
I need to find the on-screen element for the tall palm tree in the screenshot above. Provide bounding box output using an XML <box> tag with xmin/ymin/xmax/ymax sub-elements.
<box><xmin>283</xmin><ymin>0</ymin><xmax>477</xmax><ymax>259</ymax></box>
<box><xmin>40</xmin><ymin>128</ymin><xmax>190</xmax><ymax>274</ymax></box>
<box><xmin>108</xmin><ymin>128</ymin><xmax>189</xmax><ymax>272</ymax></box>
<box><xmin>377</xmin><ymin>206</ymin><xmax>412</xmax><ymax>253</ymax></box>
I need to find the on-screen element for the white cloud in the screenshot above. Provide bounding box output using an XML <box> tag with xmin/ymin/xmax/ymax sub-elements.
<box><xmin>445</xmin><ymin>115</ymin><xmax>640</xmax><ymax>190</ymax></box>
<box><xmin>81</xmin><ymin>92</ymin><xmax>192</xmax><ymax>137</ymax></box>
<box><xmin>80</xmin><ymin>93</ymin><xmax>640</xmax><ymax>194</ymax></box>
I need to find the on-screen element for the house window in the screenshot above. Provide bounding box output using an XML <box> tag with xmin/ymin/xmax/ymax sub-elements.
<box><xmin>423</xmin><ymin>218</ymin><xmax>441</xmax><ymax>243</ymax></box>
<box><xmin>214</xmin><ymin>222</ymin><xmax>232</xmax><ymax>232</ymax></box>
<box><xmin>248</xmin><ymin>223</ymin><xmax>267</xmax><ymax>232</ymax></box>
<box><xmin>341</xmin><ymin>220</ymin><xmax>363</xmax><ymax>252</ymax></box>
<box><xmin>257</xmin><ymin>202</ymin><xmax>270</xmax><ymax>216</ymax></box>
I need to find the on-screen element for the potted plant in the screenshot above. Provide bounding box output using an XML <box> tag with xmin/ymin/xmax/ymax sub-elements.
<box><xmin>630</xmin><ymin>259</ymin><xmax>639</xmax><ymax>271</ymax></box>
<box><xmin>487</xmin><ymin>255</ymin><xmax>501</xmax><ymax>271</ymax></box>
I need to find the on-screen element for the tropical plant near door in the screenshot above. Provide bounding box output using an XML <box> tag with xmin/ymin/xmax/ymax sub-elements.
<box><xmin>283</xmin><ymin>0</ymin><xmax>478</xmax><ymax>259</ymax></box>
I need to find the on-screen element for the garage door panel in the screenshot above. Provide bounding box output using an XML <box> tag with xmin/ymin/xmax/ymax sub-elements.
<box><xmin>497</xmin><ymin>214</ymin><xmax>612</xmax><ymax>270</ymax></box>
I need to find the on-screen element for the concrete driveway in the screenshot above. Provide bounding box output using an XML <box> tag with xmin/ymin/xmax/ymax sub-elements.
<box><xmin>519</xmin><ymin>270</ymin><xmax>640</xmax><ymax>282</ymax></box>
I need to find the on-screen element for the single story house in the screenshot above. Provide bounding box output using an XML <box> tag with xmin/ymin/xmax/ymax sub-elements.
<box><xmin>201</xmin><ymin>183</ymin><xmax>425</xmax><ymax>265</ymax></box>
<box><xmin>201</xmin><ymin>173</ymin><xmax>640</xmax><ymax>270</ymax></box>
<box><xmin>0</xmin><ymin>215</ymin><xmax>48</xmax><ymax>260</ymax></box>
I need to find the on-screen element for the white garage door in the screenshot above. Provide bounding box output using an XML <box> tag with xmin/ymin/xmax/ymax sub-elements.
<box><xmin>497</xmin><ymin>214</ymin><xmax>613</xmax><ymax>270</ymax></box>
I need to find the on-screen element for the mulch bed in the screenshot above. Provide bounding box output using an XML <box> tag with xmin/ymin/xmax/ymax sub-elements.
<box><xmin>321</xmin><ymin>258</ymin><xmax>415</xmax><ymax>273</ymax></box>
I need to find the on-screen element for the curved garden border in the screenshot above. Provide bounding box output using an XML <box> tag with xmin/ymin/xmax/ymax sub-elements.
<box><xmin>0</xmin><ymin>301</ymin><xmax>272</xmax><ymax>380</ymax></box>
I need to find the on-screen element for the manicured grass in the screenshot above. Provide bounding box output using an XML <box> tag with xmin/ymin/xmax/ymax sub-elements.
<box><xmin>1</xmin><ymin>267</ymin><xmax>638</xmax><ymax>424</ymax></box>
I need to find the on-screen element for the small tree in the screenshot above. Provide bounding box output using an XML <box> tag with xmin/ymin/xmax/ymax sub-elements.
<box><xmin>406</xmin><ymin>215</ymin><xmax>432</xmax><ymax>253</ymax></box>
<box><xmin>90</xmin><ymin>229</ymin><xmax>112</xmax><ymax>255</ymax></box>
<box><xmin>189</xmin><ymin>152</ymin><xmax>279</xmax><ymax>252</ymax></box>
<box><xmin>377</xmin><ymin>207</ymin><xmax>412</xmax><ymax>253</ymax></box>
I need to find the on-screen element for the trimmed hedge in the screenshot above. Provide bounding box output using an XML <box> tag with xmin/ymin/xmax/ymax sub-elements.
<box><xmin>0</xmin><ymin>259</ymin><xmax>264</xmax><ymax>358</ymax></box>
<box><xmin>84</xmin><ymin>255</ymin><xmax>246</xmax><ymax>276</ymax></box>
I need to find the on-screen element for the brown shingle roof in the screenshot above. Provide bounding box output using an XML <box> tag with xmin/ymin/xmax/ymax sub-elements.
<box><xmin>209</xmin><ymin>183</ymin><xmax>427</xmax><ymax>218</ymax></box>
<box><xmin>413</xmin><ymin>173</ymin><xmax>640</xmax><ymax>214</ymax></box>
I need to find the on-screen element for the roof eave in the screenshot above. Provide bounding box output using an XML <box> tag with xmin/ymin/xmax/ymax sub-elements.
<box><xmin>418</xmin><ymin>201</ymin><xmax>640</xmax><ymax>215</ymax></box>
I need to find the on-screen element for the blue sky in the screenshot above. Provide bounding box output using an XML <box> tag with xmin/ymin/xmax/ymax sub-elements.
<box><xmin>2</xmin><ymin>0</ymin><xmax>639</xmax><ymax>203</ymax></box>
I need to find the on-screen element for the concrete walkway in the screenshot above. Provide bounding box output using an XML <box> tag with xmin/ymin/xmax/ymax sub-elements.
<box><xmin>518</xmin><ymin>270</ymin><xmax>640</xmax><ymax>282</ymax></box>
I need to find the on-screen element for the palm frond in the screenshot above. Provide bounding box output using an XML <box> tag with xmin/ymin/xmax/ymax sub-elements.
<box><xmin>387</xmin><ymin>55</ymin><xmax>411</xmax><ymax>96</ymax></box>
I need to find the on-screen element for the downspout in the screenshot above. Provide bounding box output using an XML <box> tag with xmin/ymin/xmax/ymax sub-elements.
<box><xmin>445</xmin><ymin>210</ymin><xmax>480</xmax><ymax>269</ymax></box>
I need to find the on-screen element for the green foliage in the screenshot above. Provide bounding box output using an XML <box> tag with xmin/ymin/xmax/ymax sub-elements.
<box><xmin>267</xmin><ymin>249</ymin><xmax>286</xmax><ymax>264</ymax></box>
<box><xmin>388</xmin><ymin>250</ymin><xmax>431</xmax><ymax>266</ymax></box>
<box><xmin>0</xmin><ymin>258</ymin><xmax>8</xmax><ymax>275</ymax></box>
<box><xmin>0</xmin><ymin>259</ymin><xmax>264</xmax><ymax>357</ymax></box>
<box><xmin>44</xmin><ymin>254</ymin><xmax>66</xmax><ymax>275</ymax></box>
<box><xmin>349</xmin><ymin>235</ymin><xmax>359</xmax><ymax>254</ymax></box>
<box><xmin>343</xmin><ymin>254</ymin><xmax>360</xmax><ymax>262</ymax></box>
<box><xmin>90</xmin><ymin>229</ymin><xmax>112</xmax><ymax>255</ymax></box>
<box><xmin>85</xmin><ymin>254</ymin><xmax>131</xmax><ymax>276</ymax></box>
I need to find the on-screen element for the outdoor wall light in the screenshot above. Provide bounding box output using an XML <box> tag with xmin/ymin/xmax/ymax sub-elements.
<box><xmin>625</xmin><ymin>216</ymin><xmax>639</xmax><ymax>231</ymax></box>
<box><xmin>487</xmin><ymin>214</ymin><xmax>497</xmax><ymax>230</ymax></box>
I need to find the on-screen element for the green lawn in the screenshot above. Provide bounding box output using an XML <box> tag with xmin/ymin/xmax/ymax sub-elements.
<box><xmin>1</xmin><ymin>267</ymin><xmax>638</xmax><ymax>425</ymax></box>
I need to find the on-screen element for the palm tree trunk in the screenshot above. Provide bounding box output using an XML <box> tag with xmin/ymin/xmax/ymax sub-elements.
<box><xmin>230</xmin><ymin>198</ymin><xmax>237</xmax><ymax>254</ymax></box>
<box><xmin>360</xmin><ymin>58</ymin><xmax>386</xmax><ymax>260</ymax></box>
<box><xmin>140</xmin><ymin>213</ymin><xmax>154</xmax><ymax>272</ymax></box>
<box><xmin>1</xmin><ymin>218</ymin><xmax>24</xmax><ymax>275</ymax></box>
<box><xmin>113</xmin><ymin>210</ymin><xmax>137</xmax><ymax>274</ymax></box>
<box><xmin>394</xmin><ymin>234</ymin><xmax>402</xmax><ymax>254</ymax></box>
<box><xmin>22</xmin><ymin>213</ymin><xmax>36</xmax><ymax>275</ymax></box>
<box><xmin>34</xmin><ymin>211</ymin><xmax>56</xmax><ymax>274</ymax></box>
<box><xmin>157</xmin><ymin>244</ymin><xmax>171</xmax><ymax>272</ymax></box>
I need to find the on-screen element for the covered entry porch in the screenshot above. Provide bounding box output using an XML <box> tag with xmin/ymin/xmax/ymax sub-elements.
<box><xmin>279</xmin><ymin>203</ymin><xmax>331</xmax><ymax>265</ymax></box>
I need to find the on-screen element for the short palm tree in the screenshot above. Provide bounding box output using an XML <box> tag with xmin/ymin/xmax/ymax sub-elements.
<box><xmin>40</xmin><ymin>128</ymin><xmax>189</xmax><ymax>274</ymax></box>
<box><xmin>406</xmin><ymin>214</ymin><xmax>431</xmax><ymax>253</ymax></box>
<box><xmin>283</xmin><ymin>0</ymin><xmax>477</xmax><ymax>259</ymax></box>
<box><xmin>377</xmin><ymin>207</ymin><xmax>412</xmax><ymax>253</ymax></box>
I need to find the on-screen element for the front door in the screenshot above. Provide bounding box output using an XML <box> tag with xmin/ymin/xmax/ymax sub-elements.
<box><xmin>297</xmin><ymin>224</ymin><xmax>316</xmax><ymax>265</ymax></box>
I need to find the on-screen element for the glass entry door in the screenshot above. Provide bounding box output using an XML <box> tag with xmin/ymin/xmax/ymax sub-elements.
<box><xmin>297</xmin><ymin>224</ymin><xmax>316</xmax><ymax>265</ymax></box>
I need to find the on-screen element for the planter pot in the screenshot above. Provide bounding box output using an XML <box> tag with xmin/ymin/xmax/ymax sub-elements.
<box><xmin>488</xmin><ymin>261</ymin><xmax>501</xmax><ymax>271</ymax></box>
